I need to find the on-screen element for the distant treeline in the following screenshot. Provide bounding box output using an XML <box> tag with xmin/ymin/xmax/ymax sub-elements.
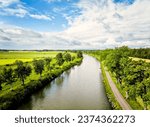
<box><xmin>129</xmin><ymin>48</ymin><xmax>150</xmax><ymax>59</ymax></box>
<box><xmin>84</xmin><ymin>47</ymin><xmax>150</xmax><ymax>59</ymax></box>
<box><xmin>0</xmin><ymin>49</ymin><xmax>84</xmax><ymax>52</ymax></box>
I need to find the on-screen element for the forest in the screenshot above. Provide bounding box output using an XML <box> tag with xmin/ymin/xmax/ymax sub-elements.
<box><xmin>86</xmin><ymin>46</ymin><xmax>150</xmax><ymax>109</ymax></box>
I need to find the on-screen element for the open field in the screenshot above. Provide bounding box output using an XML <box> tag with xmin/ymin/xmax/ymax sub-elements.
<box><xmin>130</xmin><ymin>57</ymin><xmax>150</xmax><ymax>63</ymax></box>
<box><xmin>0</xmin><ymin>51</ymin><xmax>60</xmax><ymax>65</ymax></box>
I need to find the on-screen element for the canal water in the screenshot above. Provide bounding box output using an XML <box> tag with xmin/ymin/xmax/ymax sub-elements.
<box><xmin>18</xmin><ymin>55</ymin><xmax>111</xmax><ymax>110</ymax></box>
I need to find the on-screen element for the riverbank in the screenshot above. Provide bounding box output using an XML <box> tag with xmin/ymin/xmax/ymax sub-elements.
<box><xmin>0</xmin><ymin>58</ymin><xmax>82</xmax><ymax>109</ymax></box>
<box><xmin>101</xmin><ymin>62</ymin><xmax>122</xmax><ymax>110</ymax></box>
<box><xmin>102</xmin><ymin>63</ymin><xmax>132</xmax><ymax>110</ymax></box>
<box><xmin>85</xmin><ymin>53</ymin><xmax>121</xmax><ymax>109</ymax></box>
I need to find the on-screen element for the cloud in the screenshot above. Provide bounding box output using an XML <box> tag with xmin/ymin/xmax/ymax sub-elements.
<box><xmin>0</xmin><ymin>0</ymin><xmax>52</xmax><ymax>21</ymax></box>
<box><xmin>0</xmin><ymin>0</ymin><xmax>150</xmax><ymax>49</ymax></box>
<box><xmin>1</xmin><ymin>6</ymin><xmax>28</xmax><ymax>18</ymax></box>
<box><xmin>60</xmin><ymin>0</ymin><xmax>150</xmax><ymax>49</ymax></box>
<box><xmin>0</xmin><ymin>23</ymin><xmax>80</xmax><ymax>49</ymax></box>
<box><xmin>29</xmin><ymin>14</ymin><xmax>52</xmax><ymax>21</ymax></box>
<box><xmin>0</xmin><ymin>0</ymin><xmax>19</xmax><ymax>7</ymax></box>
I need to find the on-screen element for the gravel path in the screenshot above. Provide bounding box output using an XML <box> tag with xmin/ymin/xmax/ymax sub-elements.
<box><xmin>105</xmin><ymin>70</ymin><xmax>132</xmax><ymax>110</ymax></box>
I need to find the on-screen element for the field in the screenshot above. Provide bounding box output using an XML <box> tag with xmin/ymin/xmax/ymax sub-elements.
<box><xmin>130</xmin><ymin>57</ymin><xmax>150</xmax><ymax>63</ymax></box>
<box><xmin>0</xmin><ymin>51</ymin><xmax>60</xmax><ymax>65</ymax></box>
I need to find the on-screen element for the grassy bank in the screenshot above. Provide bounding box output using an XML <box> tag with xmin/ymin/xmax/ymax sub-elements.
<box><xmin>101</xmin><ymin>62</ymin><xmax>122</xmax><ymax>109</ymax></box>
<box><xmin>0</xmin><ymin>58</ymin><xmax>82</xmax><ymax>109</ymax></box>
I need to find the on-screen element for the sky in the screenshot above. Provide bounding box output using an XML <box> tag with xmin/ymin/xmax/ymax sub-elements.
<box><xmin>0</xmin><ymin>0</ymin><xmax>150</xmax><ymax>50</ymax></box>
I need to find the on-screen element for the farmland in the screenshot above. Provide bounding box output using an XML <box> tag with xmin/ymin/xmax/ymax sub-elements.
<box><xmin>0</xmin><ymin>51</ymin><xmax>60</xmax><ymax>65</ymax></box>
<box><xmin>130</xmin><ymin>57</ymin><xmax>150</xmax><ymax>63</ymax></box>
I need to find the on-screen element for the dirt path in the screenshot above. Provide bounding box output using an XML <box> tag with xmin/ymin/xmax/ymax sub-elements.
<box><xmin>105</xmin><ymin>70</ymin><xmax>132</xmax><ymax>110</ymax></box>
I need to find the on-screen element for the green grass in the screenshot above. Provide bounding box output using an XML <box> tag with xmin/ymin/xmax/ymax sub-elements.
<box><xmin>0</xmin><ymin>59</ymin><xmax>33</xmax><ymax>65</ymax></box>
<box><xmin>101</xmin><ymin>62</ymin><xmax>122</xmax><ymax>110</ymax></box>
<box><xmin>0</xmin><ymin>51</ymin><xmax>60</xmax><ymax>66</ymax></box>
<box><xmin>130</xmin><ymin>57</ymin><xmax>150</xmax><ymax>63</ymax></box>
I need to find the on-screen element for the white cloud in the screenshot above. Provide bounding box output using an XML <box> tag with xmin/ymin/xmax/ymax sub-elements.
<box><xmin>0</xmin><ymin>0</ymin><xmax>19</xmax><ymax>7</ymax></box>
<box><xmin>0</xmin><ymin>0</ymin><xmax>150</xmax><ymax>49</ymax></box>
<box><xmin>2</xmin><ymin>7</ymin><xmax>28</xmax><ymax>17</ymax></box>
<box><xmin>0</xmin><ymin>0</ymin><xmax>53</xmax><ymax>21</ymax></box>
<box><xmin>0</xmin><ymin>24</ymin><xmax>77</xmax><ymax>49</ymax></box>
<box><xmin>60</xmin><ymin>0</ymin><xmax>150</xmax><ymax>49</ymax></box>
<box><xmin>29</xmin><ymin>14</ymin><xmax>52</xmax><ymax>21</ymax></box>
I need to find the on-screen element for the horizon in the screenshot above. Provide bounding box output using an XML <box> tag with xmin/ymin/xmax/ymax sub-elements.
<box><xmin>0</xmin><ymin>0</ymin><xmax>150</xmax><ymax>50</ymax></box>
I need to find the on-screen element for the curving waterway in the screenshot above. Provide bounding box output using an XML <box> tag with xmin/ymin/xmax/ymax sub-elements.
<box><xmin>18</xmin><ymin>55</ymin><xmax>111</xmax><ymax>110</ymax></box>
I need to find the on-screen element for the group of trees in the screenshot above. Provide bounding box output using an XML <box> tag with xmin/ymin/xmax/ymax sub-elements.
<box><xmin>0</xmin><ymin>52</ymin><xmax>83</xmax><ymax>91</ymax></box>
<box><xmin>56</xmin><ymin>51</ymin><xmax>83</xmax><ymax>66</ymax></box>
<box><xmin>0</xmin><ymin>58</ymin><xmax>47</xmax><ymax>90</ymax></box>
<box><xmin>129</xmin><ymin>48</ymin><xmax>150</xmax><ymax>59</ymax></box>
<box><xmin>88</xmin><ymin>46</ymin><xmax>150</xmax><ymax>109</ymax></box>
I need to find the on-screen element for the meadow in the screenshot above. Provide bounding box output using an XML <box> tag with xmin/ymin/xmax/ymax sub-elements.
<box><xmin>0</xmin><ymin>51</ymin><xmax>60</xmax><ymax>65</ymax></box>
<box><xmin>130</xmin><ymin>57</ymin><xmax>150</xmax><ymax>63</ymax></box>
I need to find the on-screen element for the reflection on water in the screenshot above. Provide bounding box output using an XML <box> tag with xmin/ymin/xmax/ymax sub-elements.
<box><xmin>18</xmin><ymin>55</ymin><xmax>111</xmax><ymax>110</ymax></box>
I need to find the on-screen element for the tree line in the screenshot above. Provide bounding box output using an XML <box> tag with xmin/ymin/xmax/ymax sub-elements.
<box><xmin>0</xmin><ymin>51</ymin><xmax>83</xmax><ymax>91</ymax></box>
<box><xmin>129</xmin><ymin>48</ymin><xmax>150</xmax><ymax>59</ymax></box>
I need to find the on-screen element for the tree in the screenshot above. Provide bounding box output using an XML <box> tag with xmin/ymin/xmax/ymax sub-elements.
<box><xmin>64</xmin><ymin>53</ymin><xmax>71</xmax><ymax>62</ymax></box>
<box><xmin>71</xmin><ymin>56</ymin><xmax>75</xmax><ymax>61</ymax></box>
<box><xmin>2</xmin><ymin>67</ymin><xmax>15</xmax><ymax>85</ymax></box>
<box><xmin>77</xmin><ymin>51</ymin><xmax>83</xmax><ymax>58</ymax></box>
<box><xmin>33</xmin><ymin>59</ymin><xmax>45</xmax><ymax>78</ymax></box>
<box><xmin>56</xmin><ymin>53</ymin><xmax>64</xmax><ymax>66</ymax></box>
<box><xmin>15</xmin><ymin>60</ymin><xmax>32</xmax><ymax>85</ymax></box>
<box><xmin>44</xmin><ymin>57</ymin><xmax>52</xmax><ymax>71</ymax></box>
<box><xmin>0</xmin><ymin>74</ymin><xmax>3</xmax><ymax>90</ymax></box>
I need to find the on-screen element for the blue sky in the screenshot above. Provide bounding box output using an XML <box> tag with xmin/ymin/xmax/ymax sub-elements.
<box><xmin>0</xmin><ymin>0</ymin><xmax>81</xmax><ymax>32</ymax></box>
<box><xmin>113</xmin><ymin>0</ymin><xmax>135</xmax><ymax>4</ymax></box>
<box><xmin>0</xmin><ymin>0</ymin><xmax>150</xmax><ymax>49</ymax></box>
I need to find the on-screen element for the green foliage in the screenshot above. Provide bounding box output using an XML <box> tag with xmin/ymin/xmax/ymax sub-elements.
<box><xmin>129</xmin><ymin>48</ymin><xmax>150</xmax><ymax>59</ymax></box>
<box><xmin>14</xmin><ymin>60</ymin><xmax>32</xmax><ymax>85</ymax></box>
<box><xmin>87</xmin><ymin>46</ymin><xmax>150</xmax><ymax>109</ymax></box>
<box><xmin>0</xmin><ymin>74</ymin><xmax>3</xmax><ymax>90</ymax></box>
<box><xmin>64</xmin><ymin>53</ymin><xmax>71</xmax><ymax>62</ymax></box>
<box><xmin>77</xmin><ymin>51</ymin><xmax>83</xmax><ymax>58</ymax></box>
<box><xmin>0</xmin><ymin>53</ymin><xmax>82</xmax><ymax>109</ymax></box>
<box><xmin>2</xmin><ymin>67</ymin><xmax>15</xmax><ymax>84</ymax></box>
<box><xmin>44</xmin><ymin>57</ymin><xmax>52</xmax><ymax>71</ymax></box>
<box><xmin>33</xmin><ymin>59</ymin><xmax>45</xmax><ymax>78</ymax></box>
<box><xmin>71</xmin><ymin>56</ymin><xmax>75</xmax><ymax>61</ymax></box>
<box><xmin>56</xmin><ymin>53</ymin><xmax>64</xmax><ymax>66</ymax></box>
<box><xmin>101</xmin><ymin>62</ymin><xmax>122</xmax><ymax>110</ymax></box>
